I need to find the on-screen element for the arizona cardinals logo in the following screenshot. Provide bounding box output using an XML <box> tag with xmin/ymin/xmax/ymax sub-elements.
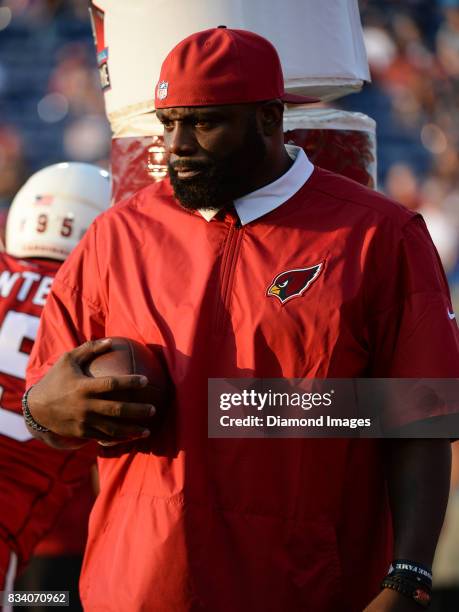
<box><xmin>267</xmin><ymin>263</ymin><xmax>323</xmax><ymax>304</ymax></box>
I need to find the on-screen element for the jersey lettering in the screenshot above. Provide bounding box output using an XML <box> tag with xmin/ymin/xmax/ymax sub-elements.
<box><xmin>32</xmin><ymin>277</ymin><xmax>54</xmax><ymax>307</ymax></box>
<box><xmin>0</xmin><ymin>271</ymin><xmax>20</xmax><ymax>297</ymax></box>
<box><xmin>0</xmin><ymin>311</ymin><xmax>40</xmax><ymax>441</ymax></box>
<box><xmin>0</xmin><ymin>270</ymin><xmax>53</xmax><ymax>303</ymax></box>
<box><xmin>17</xmin><ymin>272</ymin><xmax>41</xmax><ymax>302</ymax></box>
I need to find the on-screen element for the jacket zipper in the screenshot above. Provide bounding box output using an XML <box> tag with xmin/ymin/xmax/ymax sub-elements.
<box><xmin>214</xmin><ymin>219</ymin><xmax>244</xmax><ymax>333</ymax></box>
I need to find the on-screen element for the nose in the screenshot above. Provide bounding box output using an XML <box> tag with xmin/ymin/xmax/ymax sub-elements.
<box><xmin>165</xmin><ymin>122</ymin><xmax>197</xmax><ymax>157</ymax></box>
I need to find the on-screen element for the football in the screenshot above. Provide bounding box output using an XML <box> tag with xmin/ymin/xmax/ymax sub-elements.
<box><xmin>85</xmin><ymin>336</ymin><xmax>169</xmax><ymax>413</ymax></box>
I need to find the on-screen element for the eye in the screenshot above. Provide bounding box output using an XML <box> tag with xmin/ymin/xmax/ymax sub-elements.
<box><xmin>277</xmin><ymin>280</ymin><xmax>289</xmax><ymax>288</ymax></box>
<box><xmin>194</xmin><ymin>114</ymin><xmax>223</xmax><ymax>129</ymax></box>
<box><xmin>157</xmin><ymin>115</ymin><xmax>174</xmax><ymax>130</ymax></box>
<box><xmin>194</xmin><ymin>120</ymin><xmax>215</xmax><ymax>130</ymax></box>
<box><xmin>160</xmin><ymin>120</ymin><xmax>174</xmax><ymax>131</ymax></box>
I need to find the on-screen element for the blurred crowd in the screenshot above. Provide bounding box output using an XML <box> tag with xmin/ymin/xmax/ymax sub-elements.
<box><xmin>344</xmin><ymin>0</ymin><xmax>459</xmax><ymax>304</ymax></box>
<box><xmin>0</xmin><ymin>0</ymin><xmax>459</xmax><ymax>299</ymax></box>
<box><xmin>0</xmin><ymin>0</ymin><xmax>110</xmax><ymax>219</ymax></box>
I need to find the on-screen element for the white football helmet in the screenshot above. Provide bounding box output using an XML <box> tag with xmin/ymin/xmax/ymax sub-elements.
<box><xmin>6</xmin><ymin>162</ymin><xmax>111</xmax><ymax>260</ymax></box>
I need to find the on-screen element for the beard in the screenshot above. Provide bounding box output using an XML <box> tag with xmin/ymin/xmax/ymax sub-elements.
<box><xmin>168</xmin><ymin>114</ymin><xmax>267</xmax><ymax>211</ymax></box>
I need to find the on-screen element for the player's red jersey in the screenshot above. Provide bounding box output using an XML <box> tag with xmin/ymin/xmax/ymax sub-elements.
<box><xmin>27</xmin><ymin>171</ymin><xmax>459</xmax><ymax>612</ymax></box>
<box><xmin>0</xmin><ymin>254</ymin><xmax>58</xmax><ymax>416</ymax></box>
<box><xmin>0</xmin><ymin>253</ymin><xmax>94</xmax><ymax>587</ymax></box>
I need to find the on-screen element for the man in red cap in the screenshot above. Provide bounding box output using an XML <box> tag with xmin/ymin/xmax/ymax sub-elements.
<box><xmin>24</xmin><ymin>28</ymin><xmax>458</xmax><ymax>612</ymax></box>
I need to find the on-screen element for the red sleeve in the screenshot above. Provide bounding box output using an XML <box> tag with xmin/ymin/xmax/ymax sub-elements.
<box><xmin>366</xmin><ymin>214</ymin><xmax>459</xmax><ymax>428</ymax></box>
<box><xmin>0</xmin><ymin>437</ymin><xmax>96</xmax><ymax>576</ymax></box>
<box><xmin>33</xmin><ymin>470</ymin><xmax>95</xmax><ymax>556</ymax></box>
<box><xmin>7</xmin><ymin>222</ymin><xmax>106</xmax><ymax>575</ymax></box>
<box><xmin>0</xmin><ymin>539</ymin><xmax>13</xmax><ymax>590</ymax></box>
<box><xmin>27</xmin><ymin>220</ymin><xmax>106</xmax><ymax>387</ymax></box>
<box><xmin>0</xmin><ymin>248</ymin><xmax>101</xmax><ymax>578</ymax></box>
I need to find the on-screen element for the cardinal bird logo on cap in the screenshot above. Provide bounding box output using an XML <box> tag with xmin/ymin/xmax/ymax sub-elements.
<box><xmin>267</xmin><ymin>263</ymin><xmax>323</xmax><ymax>305</ymax></box>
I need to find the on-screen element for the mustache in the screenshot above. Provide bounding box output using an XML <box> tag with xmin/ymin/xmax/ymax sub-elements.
<box><xmin>168</xmin><ymin>160</ymin><xmax>213</xmax><ymax>173</ymax></box>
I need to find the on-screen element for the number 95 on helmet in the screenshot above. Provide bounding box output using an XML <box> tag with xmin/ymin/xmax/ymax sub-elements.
<box><xmin>5</xmin><ymin>162</ymin><xmax>111</xmax><ymax>261</ymax></box>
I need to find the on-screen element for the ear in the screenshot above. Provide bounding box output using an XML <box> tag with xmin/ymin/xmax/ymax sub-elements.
<box><xmin>257</xmin><ymin>100</ymin><xmax>284</xmax><ymax>136</ymax></box>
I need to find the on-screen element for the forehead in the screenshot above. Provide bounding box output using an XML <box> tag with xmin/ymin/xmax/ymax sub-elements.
<box><xmin>156</xmin><ymin>104</ymin><xmax>254</xmax><ymax>121</ymax></box>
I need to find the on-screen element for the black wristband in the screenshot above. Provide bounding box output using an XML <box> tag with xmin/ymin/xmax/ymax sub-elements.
<box><xmin>381</xmin><ymin>575</ymin><xmax>431</xmax><ymax>608</ymax></box>
<box><xmin>388</xmin><ymin>560</ymin><xmax>433</xmax><ymax>587</ymax></box>
<box><xmin>22</xmin><ymin>386</ymin><xmax>50</xmax><ymax>433</ymax></box>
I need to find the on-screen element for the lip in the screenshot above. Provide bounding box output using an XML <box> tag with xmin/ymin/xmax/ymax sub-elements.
<box><xmin>176</xmin><ymin>169</ymin><xmax>202</xmax><ymax>179</ymax></box>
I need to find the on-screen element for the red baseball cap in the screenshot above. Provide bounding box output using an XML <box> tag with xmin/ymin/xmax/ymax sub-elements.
<box><xmin>155</xmin><ymin>27</ymin><xmax>319</xmax><ymax>109</ymax></box>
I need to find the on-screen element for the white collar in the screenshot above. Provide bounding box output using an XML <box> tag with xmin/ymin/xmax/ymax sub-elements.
<box><xmin>198</xmin><ymin>145</ymin><xmax>314</xmax><ymax>225</ymax></box>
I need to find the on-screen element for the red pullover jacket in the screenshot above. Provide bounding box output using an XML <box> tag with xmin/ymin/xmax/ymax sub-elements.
<box><xmin>27</xmin><ymin>169</ymin><xmax>459</xmax><ymax>612</ymax></box>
